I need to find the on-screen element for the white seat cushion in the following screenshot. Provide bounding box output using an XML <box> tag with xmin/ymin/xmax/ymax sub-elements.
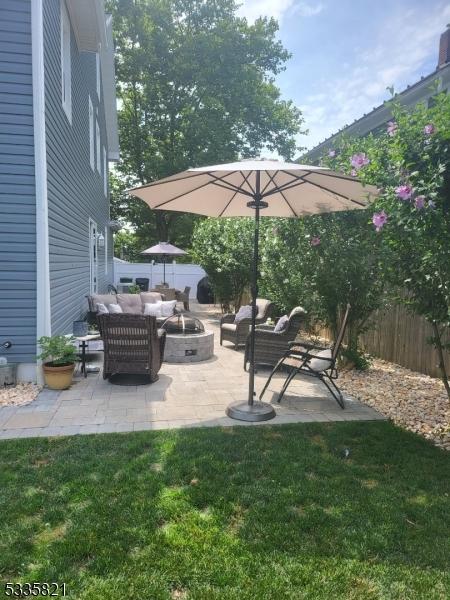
<box><xmin>221</xmin><ymin>323</ymin><xmax>237</xmax><ymax>332</ymax></box>
<box><xmin>307</xmin><ymin>348</ymin><xmax>333</xmax><ymax>372</ymax></box>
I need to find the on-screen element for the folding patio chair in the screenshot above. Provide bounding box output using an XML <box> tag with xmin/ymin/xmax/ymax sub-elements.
<box><xmin>259</xmin><ymin>304</ymin><xmax>350</xmax><ymax>409</ymax></box>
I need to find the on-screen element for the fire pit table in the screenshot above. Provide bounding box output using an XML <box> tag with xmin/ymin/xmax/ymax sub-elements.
<box><xmin>161</xmin><ymin>315</ymin><xmax>214</xmax><ymax>363</ymax></box>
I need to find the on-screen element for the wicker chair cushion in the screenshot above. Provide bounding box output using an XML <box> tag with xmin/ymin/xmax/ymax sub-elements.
<box><xmin>274</xmin><ymin>315</ymin><xmax>289</xmax><ymax>333</ymax></box>
<box><xmin>161</xmin><ymin>300</ymin><xmax>177</xmax><ymax>317</ymax></box>
<box><xmin>89</xmin><ymin>294</ymin><xmax>118</xmax><ymax>311</ymax></box>
<box><xmin>221</xmin><ymin>323</ymin><xmax>237</xmax><ymax>332</ymax></box>
<box><xmin>108</xmin><ymin>303</ymin><xmax>123</xmax><ymax>313</ymax></box>
<box><xmin>144</xmin><ymin>302</ymin><xmax>162</xmax><ymax>317</ymax></box>
<box><xmin>308</xmin><ymin>349</ymin><xmax>333</xmax><ymax>372</ymax></box>
<box><xmin>117</xmin><ymin>293</ymin><xmax>142</xmax><ymax>314</ymax></box>
<box><xmin>234</xmin><ymin>305</ymin><xmax>252</xmax><ymax>323</ymax></box>
<box><xmin>96</xmin><ymin>303</ymin><xmax>109</xmax><ymax>314</ymax></box>
<box><xmin>140</xmin><ymin>292</ymin><xmax>164</xmax><ymax>304</ymax></box>
<box><xmin>256</xmin><ymin>299</ymin><xmax>271</xmax><ymax>319</ymax></box>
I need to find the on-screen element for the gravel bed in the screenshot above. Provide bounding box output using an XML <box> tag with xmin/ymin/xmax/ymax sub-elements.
<box><xmin>339</xmin><ymin>359</ymin><xmax>450</xmax><ymax>451</ymax></box>
<box><xmin>0</xmin><ymin>383</ymin><xmax>42</xmax><ymax>407</ymax></box>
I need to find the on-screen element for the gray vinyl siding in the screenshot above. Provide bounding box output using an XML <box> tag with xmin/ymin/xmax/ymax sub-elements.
<box><xmin>43</xmin><ymin>0</ymin><xmax>113</xmax><ymax>335</ymax></box>
<box><xmin>0</xmin><ymin>0</ymin><xmax>36</xmax><ymax>363</ymax></box>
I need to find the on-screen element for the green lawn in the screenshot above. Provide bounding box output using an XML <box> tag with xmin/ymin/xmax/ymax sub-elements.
<box><xmin>0</xmin><ymin>422</ymin><xmax>449</xmax><ymax>599</ymax></box>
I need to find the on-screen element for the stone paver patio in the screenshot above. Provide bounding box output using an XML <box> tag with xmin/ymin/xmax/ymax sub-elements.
<box><xmin>0</xmin><ymin>304</ymin><xmax>384</xmax><ymax>439</ymax></box>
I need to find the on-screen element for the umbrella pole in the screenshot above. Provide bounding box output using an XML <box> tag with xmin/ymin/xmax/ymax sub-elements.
<box><xmin>163</xmin><ymin>256</ymin><xmax>166</xmax><ymax>285</ymax></box>
<box><xmin>226</xmin><ymin>172</ymin><xmax>276</xmax><ymax>422</ymax></box>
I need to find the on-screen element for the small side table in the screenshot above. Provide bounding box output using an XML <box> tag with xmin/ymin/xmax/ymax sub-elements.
<box><xmin>75</xmin><ymin>334</ymin><xmax>101</xmax><ymax>378</ymax></box>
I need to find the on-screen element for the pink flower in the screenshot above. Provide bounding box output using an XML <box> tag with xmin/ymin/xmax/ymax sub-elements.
<box><xmin>328</xmin><ymin>149</ymin><xmax>336</xmax><ymax>158</ymax></box>
<box><xmin>372</xmin><ymin>211</ymin><xmax>388</xmax><ymax>232</ymax></box>
<box><xmin>414</xmin><ymin>195</ymin><xmax>426</xmax><ymax>210</ymax></box>
<box><xmin>350</xmin><ymin>153</ymin><xmax>370</xmax><ymax>170</ymax></box>
<box><xmin>310</xmin><ymin>236</ymin><xmax>321</xmax><ymax>246</ymax></box>
<box><xmin>395</xmin><ymin>185</ymin><xmax>413</xmax><ymax>201</ymax></box>
<box><xmin>351</xmin><ymin>169</ymin><xmax>357</xmax><ymax>177</ymax></box>
<box><xmin>423</xmin><ymin>123</ymin><xmax>435</xmax><ymax>135</ymax></box>
<box><xmin>387</xmin><ymin>121</ymin><xmax>398</xmax><ymax>136</ymax></box>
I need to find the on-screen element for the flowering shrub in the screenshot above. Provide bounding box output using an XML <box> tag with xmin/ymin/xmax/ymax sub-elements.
<box><xmin>322</xmin><ymin>91</ymin><xmax>450</xmax><ymax>396</ymax></box>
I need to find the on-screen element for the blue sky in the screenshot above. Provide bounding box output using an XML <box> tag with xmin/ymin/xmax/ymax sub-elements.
<box><xmin>238</xmin><ymin>0</ymin><xmax>450</xmax><ymax>152</ymax></box>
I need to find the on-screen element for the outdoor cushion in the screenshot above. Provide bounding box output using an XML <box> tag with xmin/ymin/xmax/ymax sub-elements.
<box><xmin>274</xmin><ymin>314</ymin><xmax>289</xmax><ymax>333</ymax></box>
<box><xmin>108</xmin><ymin>303</ymin><xmax>123</xmax><ymax>314</ymax></box>
<box><xmin>307</xmin><ymin>348</ymin><xmax>333</xmax><ymax>372</ymax></box>
<box><xmin>140</xmin><ymin>291</ymin><xmax>164</xmax><ymax>304</ymax></box>
<box><xmin>117</xmin><ymin>293</ymin><xmax>142</xmax><ymax>314</ymax></box>
<box><xmin>234</xmin><ymin>305</ymin><xmax>252</xmax><ymax>323</ymax></box>
<box><xmin>144</xmin><ymin>302</ymin><xmax>163</xmax><ymax>317</ymax></box>
<box><xmin>96</xmin><ymin>303</ymin><xmax>109</xmax><ymax>314</ymax></box>
<box><xmin>256</xmin><ymin>299</ymin><xmax>271</xmax><ymax>319</ymax></box>
<box><xmin>161</xmin><ymin>300</ymin><xmax>177</xmax><ymax>317</ymax></box>
<box><xmin>89</xmin><ymin>294</ymin><xmax>118</xmax><ymax>312</ymax></box>
<box><xmin>221</xmin><ymin>323</ymin><xmax>237</xmax><ymax>332</ymax></box>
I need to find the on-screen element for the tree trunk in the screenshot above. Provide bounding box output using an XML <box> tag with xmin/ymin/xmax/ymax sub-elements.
<box><xmin>431</xmin><ymin>322</ymin><xmax>450</xmax><ymax>401</ymax></box>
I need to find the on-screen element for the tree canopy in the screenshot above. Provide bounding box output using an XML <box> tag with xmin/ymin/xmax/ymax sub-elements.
<box><xmin>107</xmin><ymin>0</ymin><xmax>304</xmax><ymax>246</ymax></box>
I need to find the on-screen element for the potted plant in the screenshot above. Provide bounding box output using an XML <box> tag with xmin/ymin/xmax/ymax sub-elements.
<box><xmin>37</xmin><ymin>335</ymin><xmax>78</xmax><ymax>390</ymax></box>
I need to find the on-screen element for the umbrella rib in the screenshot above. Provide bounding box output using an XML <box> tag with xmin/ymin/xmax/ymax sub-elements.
<box><xmin>151</xmin><ymin>172</ymin><xmax>236</xmax><ymax>209</ymax></box>
<box><xmin>279</xmin><ymin>171</ymin><xmax>368</xmax><ymax>207</ymax></box>
<box><xmin>218</xmin><ymin>188</ymin><xmax>239</xmax><ymax>217</ymax></box>
<box><xmin>129</xmin><ymin>171</ymin><xmax>206</xmax><ymax>191</ymax></box>
<box><xmin>206</xmin><ymin>173</ymin><xmax>254</xmax><ymax>197</ymax></box>
<box><xmin>263</xmin><ymin>171</ymin><xmax>296</xmax><ymax>216</ymax></box>
<box><xmin>262</xmin><ymin>179</ymin><xmax>307</xmax><ymax>198</ymax></box>
<box><xmin>240</xmin><ymin>170</ymin><xmax>255</xmax><ymax>195</ymax></box>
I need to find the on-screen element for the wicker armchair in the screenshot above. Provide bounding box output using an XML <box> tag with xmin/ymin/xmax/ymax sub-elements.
<box><xmin>97</xmin><ymin>314</ymin><xmax>166</xmax><ymax>383</ymax></box>
<box><xmin>175</xmin><ymin>286</ymin><xmax>191</xmax><ymax>311</ymax></box>
<box><xmin>244</xmin><ymin>306</ymin><xmax>307</xmax><ymax>370</ymax></box>
<box><xmin>220</xmin><ymin>299</ymin><xmax>274</xmax><ymax>349</ymax></box>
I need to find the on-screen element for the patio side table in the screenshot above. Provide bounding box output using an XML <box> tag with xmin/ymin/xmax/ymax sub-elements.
<box><xmin>75</xmin><ymin>333</ymin><xmax>101</xmax><ymax>378</ymax></box>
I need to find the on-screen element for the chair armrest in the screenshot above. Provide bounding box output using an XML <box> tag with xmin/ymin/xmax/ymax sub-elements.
<box><xmin>288</xmin><ymin>340</ymin><xmax>326</xmax><ymax>350</ymax></box>
<box><xmin>255</xmin><ymin>324</ymin><xmax>276</xmax><ymax>331</ymax></box>
<box><xmin>220</xmin><ymin>313</ymin><xmax>235</xmax><ymax>325</ymax></box>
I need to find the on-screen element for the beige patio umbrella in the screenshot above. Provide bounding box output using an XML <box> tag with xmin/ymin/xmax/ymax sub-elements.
<box><xmin>129</xmin><ymin>159</ymin><xmax>377</xmax><ymax>422</ymax></box>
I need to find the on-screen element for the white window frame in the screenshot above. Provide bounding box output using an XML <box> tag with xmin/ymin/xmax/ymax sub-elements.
<box><xmin>60</xmin><ymin>0</ymin><xmax>72</xmax><ymax>123</ymax></box>
<box><xmin>89</xmin><ymin>218</ymin><xmax>98</xmax><ymax>294</ymax></box>
<box><xmin>96</xmin><ymin>115</ymin><xmax>101</xmax><ymax>173</ymax></box>
<box><xmin>103</xmin><ymin>146</ymin><xmax>108</xmax><ymax>196</ymax></box>
<box><xmin>96</xmin><ymin>50</ymin><xmax>101</xmax><ymax>100</ymax></box>
<box><xmin>89</xmin><ymin>95</ymin><xmax>94</xmax><ymax>170</ymax></box>
<box><xmin>104</xmin><ymin>227</ymin><xmax>108</xmax><ymax>275</ymax></box>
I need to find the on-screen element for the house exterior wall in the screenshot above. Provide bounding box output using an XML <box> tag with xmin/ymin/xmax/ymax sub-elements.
<box><xmin>43</xmin><ymin>0</ymin><xmax>113</xmax><ymax>335</ymax></box>
<box><xmin>0</xmin><ymin>0</ymin><xmax>37</xmax><ymax>364</ymax></box>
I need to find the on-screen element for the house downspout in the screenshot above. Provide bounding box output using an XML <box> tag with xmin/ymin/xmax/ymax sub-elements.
<box><xmin>32</xmin><ymin>0</ymin><xmax>51</xmax><ymax>384</ymax></box>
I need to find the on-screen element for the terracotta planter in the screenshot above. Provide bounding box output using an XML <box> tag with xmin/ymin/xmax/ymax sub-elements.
<box><xmin>43</xmin><ymin>362</ymin><xmax>75</xmax><ymax>390</ymax></box>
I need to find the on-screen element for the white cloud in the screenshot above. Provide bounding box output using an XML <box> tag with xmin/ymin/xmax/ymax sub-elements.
<box><xmin>300</xmin><ymin>3</ymin><xmax>450</xmax><ymax>151</ymax></box>
<box><xmin>238</xmin><ymin>0</ymin><xmax>323</xmax><ymax>23</ymax></box>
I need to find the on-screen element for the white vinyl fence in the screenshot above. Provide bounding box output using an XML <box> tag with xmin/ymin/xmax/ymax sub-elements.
<box><xmin>113</xmin><ymin>259</ymin><xmax>206</xmax><ymax>298</ymax></box>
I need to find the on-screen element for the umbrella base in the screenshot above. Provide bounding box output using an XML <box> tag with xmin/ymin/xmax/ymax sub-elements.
<box><xmin>226</xmin><ymin>400</ymin><xmax>276</xmax><ymax>422</ymax></box>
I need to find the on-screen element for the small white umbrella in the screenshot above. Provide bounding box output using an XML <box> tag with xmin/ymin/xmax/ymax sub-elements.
<box><xmin>141</xmin><ymin>242</ymin><xmax>187</xmax><ymax>285</ymax></box>
<box><xmin>129</xmin><ymin>159</ymin><xmax>377</xmax><ymax>422</ymax></box>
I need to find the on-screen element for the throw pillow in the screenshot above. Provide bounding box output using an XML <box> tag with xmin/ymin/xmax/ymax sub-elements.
<box><xmin>108</xmin><ymin>303</ymin><xmax>123</xmax><ymax>314</ymax></box>
<box><xmin>234</xmin><ymin>305</ymin><xmax>252</xmax><ymax>323</ymax></box>
<box><xmin>160</xmin><ymin>300</ymin><xmax>177</xmax><ymax>317</ymax></box>
<box><xmin>144</xmin><ymin>302</ymin><xmax>162</xmax><ymax>317</ymax></box>
<box><xmin>96</xmin><ymin>303</ymin><xmax>109</xmax><ymax>314</ymax></box>
<box><xmin>308</xmin><ymin>348</ymin><xmax>333</xmax><ymax>372</ymax></box>
<box><xmin>274</xmin><ymin>314</ymin><xmax>289</xmax><ymax>333</ymax></box>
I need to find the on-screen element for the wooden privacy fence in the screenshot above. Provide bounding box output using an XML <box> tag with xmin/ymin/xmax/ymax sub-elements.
<box><xmin>317</xmin><ymin>303</ymin><xmax>450</xmax><ymax>378</ymax></box>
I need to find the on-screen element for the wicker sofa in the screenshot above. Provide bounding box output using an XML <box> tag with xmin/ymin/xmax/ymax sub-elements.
<box><xmin>244</xmin><ymin>306</ymin><xmax>307</xmax><ymax>370</ymax></box>
<box><xmin>220</xmin><ymin>299</ymin><xmax>274</xmax><ymax>349</ymax></box>
<box><xmin>87</xmin><ymin>291</ymin><xmax>177</xmax><ymax>325</ymax></box>
<box><xmin>98</xmin><ymin>314</ymin><xmax>166</xmax><ymax>383</ymax></box>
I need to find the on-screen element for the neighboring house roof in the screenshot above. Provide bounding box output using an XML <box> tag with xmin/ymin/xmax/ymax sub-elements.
<box><xmin>66</xmin><ymin>0</ymin><xmax>119</xmax><ymax>161</ymax></box>
<box><xmin>303</xmin><ymin>27</ymin><xmax>450</xmax><ymax>163</ymax></box>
